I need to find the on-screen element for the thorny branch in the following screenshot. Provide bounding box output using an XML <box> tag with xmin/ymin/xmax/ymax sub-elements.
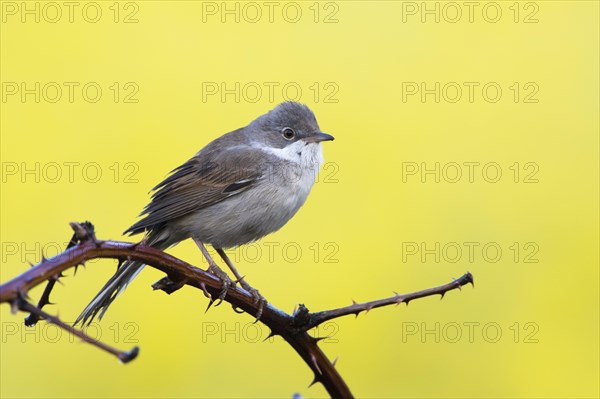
<box><xmin>0</xmin><ymin>222</ymin><xmax>474</xmax><ymax>399</ymax></box>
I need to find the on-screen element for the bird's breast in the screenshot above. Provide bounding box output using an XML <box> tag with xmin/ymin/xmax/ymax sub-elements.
<box><xmin>176</xmin><ymin>143</ymin><xmax>324</xmax><ymax>248</ymax></box>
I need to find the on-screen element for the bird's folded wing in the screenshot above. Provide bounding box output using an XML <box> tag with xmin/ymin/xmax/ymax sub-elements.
<box><xmin>124</xmin><ymin>147</ymin><xmax>266</xmax><ymax>235</ymax></box>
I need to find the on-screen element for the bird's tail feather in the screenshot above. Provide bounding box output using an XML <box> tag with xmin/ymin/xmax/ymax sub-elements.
<box><xmin>75</xmin><ymin>232</ymin><xmax>172</xmax><ymax>326</ymax></box>
<box><xmin>75</xmin><ymin>260</ymin><xmax>145</xmax><ymax>326</ymax></box>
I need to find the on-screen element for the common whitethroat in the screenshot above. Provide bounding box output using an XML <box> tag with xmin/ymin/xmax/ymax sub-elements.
<box><xmin>76</xmin><ymin>101</ymin><xmax>334</xmax><ymax>325</ymax></box>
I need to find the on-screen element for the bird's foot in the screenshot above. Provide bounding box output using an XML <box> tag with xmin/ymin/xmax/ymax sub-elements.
<box><xmin>207</xmin><ymin>263</ymin><xmax>233</xmax><ymax>306</ymax></box>
<box><xmin>237</xmin><ymin>277</ymin><xmax>267</xmax><ymax>321</ymax></box>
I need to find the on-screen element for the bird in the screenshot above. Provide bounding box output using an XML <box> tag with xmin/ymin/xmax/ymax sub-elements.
<box><xmin>75</xmin><ymin>101</ymin><xmax>334</xmax><ymax>325</ymax></box>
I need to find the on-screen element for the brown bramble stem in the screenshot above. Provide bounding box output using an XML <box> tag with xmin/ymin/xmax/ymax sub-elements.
<box><xmin>0</xmin><ymin>222</ymin><xmax>473</xmax><ymax>399</ymax></box>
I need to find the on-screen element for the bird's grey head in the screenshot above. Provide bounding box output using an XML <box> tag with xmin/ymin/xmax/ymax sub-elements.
<box><xmin>250</xmin><ymin>101</ymin><xmax>334</xmax><ymax>149</ymax></box>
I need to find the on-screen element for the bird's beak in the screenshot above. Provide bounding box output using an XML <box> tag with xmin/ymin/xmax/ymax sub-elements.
<box><xmin>304</xmin><ymin>132</ymin><xmax>335</xmax><ymax>143</ymax></box>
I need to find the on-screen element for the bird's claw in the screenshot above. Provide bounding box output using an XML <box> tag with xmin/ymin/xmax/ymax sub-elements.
<box><xmin>206</xmin><ymin>264</ymin><xmax>266</xmax><ymax>320</ymax></box>
<box><xmin>254</xmin><ymin>297</ymin><xmax>267</xmax><ymax>322</ymax></box>
<box><xmin>239</xmin><ymin>279</ymin><xmax>267</xmax><ymax>321</ymax></box>
<box><xmin>208</xmin><ymin>264</ymin><xmax>233</xmax><ymax>306</ymax></box>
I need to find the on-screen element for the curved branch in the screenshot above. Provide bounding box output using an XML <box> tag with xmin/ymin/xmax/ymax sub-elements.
<box><xmin>0</xmin><ymin>222</ymin><xmax>474</xmax><ymax>399</ymax></box>
<box><xmin>0</xmin><ymin>223</ymin><xmax>350</xmax><ymax>397</ymax></box>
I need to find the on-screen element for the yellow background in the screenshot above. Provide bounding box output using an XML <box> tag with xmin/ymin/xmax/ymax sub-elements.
<box><xmin>1</xmin><ymin>1</ymin><xmax>598</xmax><ymax>398</ymax></box>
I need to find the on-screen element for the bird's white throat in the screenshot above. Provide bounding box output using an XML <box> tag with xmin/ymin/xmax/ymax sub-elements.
<box><xmin>256</xmin><ymin>140</ymin><xmax>324</xmax><ymax>170</ymax></box>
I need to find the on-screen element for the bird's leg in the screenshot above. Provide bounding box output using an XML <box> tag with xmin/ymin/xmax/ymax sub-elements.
<box><xmin>215</xmin><ymin>247</ymin><xmax>267</xmax><ymax>320</ymax></box>
<box><xmin>192</xmin><ymin>237</ymin><xmax>232</xmax><ymax>305</ymax></box>
<box><xmin>214</xmin><ymin>248</ymin><xmax>245</xmax><ymax>285</ymax></box>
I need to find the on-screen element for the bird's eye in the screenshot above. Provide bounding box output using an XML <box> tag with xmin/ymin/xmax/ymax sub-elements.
<box><xmin>282</xmin><ymin>127</ymin><xmax>295</xmax><ymax>140</ymax></box>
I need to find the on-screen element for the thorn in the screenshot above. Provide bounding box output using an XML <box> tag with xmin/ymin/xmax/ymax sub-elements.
<box><xmin>73</xmin><ymin>262</ymin><xmax>86</xmax><ymax>275</ymax></box>
<box><xmin>365</xmin><ymin>305</ymin><xmax>373</xmax><ymax>314</ymax></box>
<box><xmin>440</xmin><ymin>292</ymin><xmax>445</xmax><ymax>300</ymax></box>
<box><xmin>308</xmin><ymin>374</ymin><xmax>322</xmax><ymax>388</ymax></box>
<box><xmin>263</xmin><ymin>330</ymin><xmax>277</xmax><ymax>342</ymax></box>
<box><xmin>28</xmin><ymin>261</ymin><xmax>35</xmax><ymax>268</ymax></box>
<box><xmin>332</xmin><ymin>357</ymin><xmax>339</xmax><ymax>368</ymax></box>
<box><xmin>452</xmin><ymin>277</ymin><xmax>463</xmax><ymax>290</ymax></box>
<box><xmin>467</xmin><ymin>272</ymin><xmax>475</xmax><ymax>287</ymax></box>
<box><xmin>40</xmin><ymin>253</ymin><xmax>47</xmax><ymax>263</ymax></box>
<box><xmin>205</xmin><ymin>299</ymin><xmax>215</xmax><ymax>313</ymax></box>
<box><xmin>310</xmin><ymin>335</ymin><xmax>327</xmax><ymax>344</ymax></box>
<box><xmin>353</xmin><ymin>311</ymin><xmax>361</xmax><ymax>318</ymax></box>
<box><xmin>351</xmin><ymin>299</ymin><xmax>357</xmax><ymax>305</ymax></box>
<box><xmin>395</xmin><ymin>294</ymin><xmax>404</xmax><ymax>305</ymax></box>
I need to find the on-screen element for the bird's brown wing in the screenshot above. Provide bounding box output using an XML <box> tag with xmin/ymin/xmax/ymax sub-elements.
<box><xmin>124</xmin><ymin>147</ymin><xmax>266</xmax><ymax>236</ymax></box>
